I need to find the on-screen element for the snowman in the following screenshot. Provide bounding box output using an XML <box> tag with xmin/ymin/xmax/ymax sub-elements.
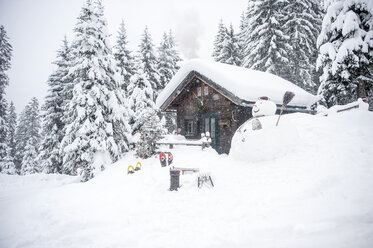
<box><xmin>235</xmin><ymin>96</ymin><xmax>277</xmax><ymax>140</ymax></box>
<box><xmin>251</xmin><ymin>97</ymin><xmax>277</xmax><ymax>131</ymax></box>
<box><xmin>252</xmin><ymin>96</ymin><xmax>277</xmax><ymax>118</ymax></box>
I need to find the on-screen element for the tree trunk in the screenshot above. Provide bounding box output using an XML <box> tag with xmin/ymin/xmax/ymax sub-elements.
<box><xmin>357</xmin><ymin>80</ymin><xmax>366</xmax><ymax>99</ymax></box>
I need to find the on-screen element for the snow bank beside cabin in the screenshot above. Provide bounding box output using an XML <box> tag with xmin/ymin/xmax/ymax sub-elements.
<box><xmin>156</xmin><ymin>59</ymin><xmax>317</xmax><ymax>109</ymax></box>
<box><xmin>1</xmin><ymin>108</ymin><xmax>373</xmax><ymax>248</ymax></box>
<box><xmin>230</xmin><ymin>115</ymin><xmax>300</xmax><ymax>162</ymax></box>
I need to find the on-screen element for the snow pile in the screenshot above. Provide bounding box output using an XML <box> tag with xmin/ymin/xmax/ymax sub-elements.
<box><xmin>156</xmin><ymin>59</ymin><xmax>317</xmax><ymax>109</ymax></box>
<box><xmin>158</xmin><ymin>133</ymin><xmax>211</xmax><ymax>145</ymax></box>
<box><xmin>158</xmin><ymin>133</ymin><xmax>189</xmax><ymax>143</ymax></box>
<box><xmin>328</xmin><ymin>98</ymin><xmax>369</xmax><ymax>113</ymax></box>
<box><xmin>317</xmin><ymin>98</ymin><xmax>369</xmax><ymax>115</ymax></box>
<box><xmin>230</xmin><ymin>115</ymin><xmax>300</xmax><ymax>162</ymax></box>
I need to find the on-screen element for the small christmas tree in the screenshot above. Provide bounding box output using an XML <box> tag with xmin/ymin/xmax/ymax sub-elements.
<box><xmin>136</xmin><ymin>110</ymin><xmax>165</xmax><ymax>159</ymax></box>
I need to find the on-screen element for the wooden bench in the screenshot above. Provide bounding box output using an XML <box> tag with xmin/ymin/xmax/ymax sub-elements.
<box><xmin>172</xmin><ymin>167</ymin><xmax>200</xmax><ymax>175</ymax></box>
<box><xmin>157</xmin><ymin>141</ymin><xmax>211</xmax><ymax>150</ymax></box>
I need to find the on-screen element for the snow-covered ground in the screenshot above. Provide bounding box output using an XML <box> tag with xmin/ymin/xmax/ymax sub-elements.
<box><xmin>1</xmin><ymin>109</ymin><xmax>373</xmax><ymax>248</ymax></box>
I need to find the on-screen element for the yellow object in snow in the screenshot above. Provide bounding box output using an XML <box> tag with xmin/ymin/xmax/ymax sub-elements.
<box><xmin>127</xmin><ymin>165</ymin><xmax>135</xmax><ymax>174</ymax></box>
<box><xmin>135</xmin><ymin>162</ymin><xmax>142</xmax><ymax>170</ymax></box>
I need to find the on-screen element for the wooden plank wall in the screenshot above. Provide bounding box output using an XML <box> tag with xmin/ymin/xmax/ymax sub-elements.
<box><xmin>175</xmin><ymin>78</ymin><xmax>252</xmax><ymax>154</ymax></box>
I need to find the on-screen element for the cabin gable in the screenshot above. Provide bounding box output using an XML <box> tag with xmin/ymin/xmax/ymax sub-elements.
<box><xmin>165</xmin><ymin>73</ymin><xmax>251</xmax><ymax>154</ymax></box>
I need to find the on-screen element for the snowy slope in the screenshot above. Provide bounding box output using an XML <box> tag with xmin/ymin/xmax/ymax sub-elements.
<box><xmin>156</xmin><ymin>59</ymin><xmax>317</xmax><ymax>108</ymax></box>
<box><xmin>1</xmin><ymin>109</ymin><xmax>373</xmax><ymax>248</ymax></box>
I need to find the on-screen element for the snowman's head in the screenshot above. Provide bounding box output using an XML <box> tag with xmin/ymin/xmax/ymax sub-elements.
<box><xmin>252</xmin><ymin>97</ymin><xmax>277</xmax><ymax>117</ymax></box>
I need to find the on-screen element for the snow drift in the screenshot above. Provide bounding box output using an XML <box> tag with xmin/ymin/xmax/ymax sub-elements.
<box><xmin>230</xmin><ymin>115</ymin><xmax>300</xmax><ymax>162</ymax></box>
<box><xmin>1</xmin><ymin>108</ymin><xmax>373</xmax><ymax>248</ymax></box>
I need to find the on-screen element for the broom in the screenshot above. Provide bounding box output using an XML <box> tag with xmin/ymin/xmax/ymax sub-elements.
<box><xmin>276</xmin><ymin>91</ymin><xmax>295</xmax><ymax>126</ymax></box>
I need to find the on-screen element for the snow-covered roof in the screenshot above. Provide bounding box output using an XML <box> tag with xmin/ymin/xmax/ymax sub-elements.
<box><xmin>156</xmin><ymin>59</ymin><xmax>317</xmax><ymax>109</ymax></box>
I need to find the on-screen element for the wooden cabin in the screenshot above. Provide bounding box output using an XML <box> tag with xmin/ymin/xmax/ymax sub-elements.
<box><xmin>156</xmin><ymin>59</ymin><xmax>317</xmax><ymax>154</ymax></box>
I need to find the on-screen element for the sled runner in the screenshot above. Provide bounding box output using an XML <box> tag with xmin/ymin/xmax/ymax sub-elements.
<box><xmin>198</xmin><ymin>174</ymin><xmax>214</xmax><ymax>188</ymax></box>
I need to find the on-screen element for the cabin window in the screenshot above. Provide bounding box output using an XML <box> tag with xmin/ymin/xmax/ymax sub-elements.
<box><xmin>185</xmin><ymin>119</ymin><xmax>194</xmax><ymax>136</ymax></box>
<box><xmin>197</xmin><ymin>87</ymin><xmax>202</xmax><ymax>97</ymax></box>
<box><xmin>204</xmin><ymin>86</ymin><xmax>209</xmax><ymax>96</ymax></box>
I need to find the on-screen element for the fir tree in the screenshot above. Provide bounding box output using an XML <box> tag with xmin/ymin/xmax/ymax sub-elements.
<box><xmin>157</xmin><ymin>32</ymin><xmax>175</xmax><ymax>90</ymax></box>
<box><xmin>15</xmin><ymin>98</ymin><xmax>41</xmax><ymax>174</ymax></box>
<box><xmin>21</xmin><ymin>138</ymin><xmax>40</xmax><ymax>175</ymax></box>
<box><xmin>218</xmin><ymin>24</ymin><xmax>241</xmax><ymax>66</ymax></box>
<box><xmin>61</xmin><ymin>0</ymin><xmax>130</xmax><ymax>181</ymax></box>
<box><xmin>137</xmin><ymin>27</ymin><xmax>160</xmax><ymax>99</ymax></box>
<box><xmin>0</xmin><ymin>100</ymin><xmax>7</xmax><ymax>164</ymax></box>
<box><xmin>128</xmin><ymin>66</ymin><xmax>157</xmax><ymax>135</ymax></box>
<box><xmin>167</xmin><ymin>30</ymin><xmax>182</xmax><ymax>74</ymax></box>
<box><xmin>282</xmin><ymin>0</ymin><xmax>322</xmax><ymax>93</ymax></box>
<box><xmin>6</xmin><ymin>102</ymin><xmax>17</xmax><ymax>158</ymax></box>
<box><xmin>1</xmin><ymin>101</ymin><xmax>17</xmax><ymax>174</ymax></box>
<box><xmin>212</xmin><ymin>19</ymin><xmax>227</xmax><ymax>62</ymax></box>
<box><xmin>38</xmin><ymin>37</ymin><xmax>72</xmax><ymax>174</ymax></box>
<box><xmin>95</xmin><ymin>0</ymin><xmax>132</xmax><ymax>157</ymax></box>
<box><xmin>113</xmin><ymin>20</ymin><xmax>135</xmax><ymax>96</ymax></box>
<box><xmin>1</xmin><ymin>147</ymin><xmax>16</xmax><ymax>174</ymax></box>
<box><xmin>243</xmin><ymin>0</ymin><xmax>290</xmax><ymax>79</ymax></box>
<box><xmin>136</xmin><ymin>109</ymin><xmax>164</xmax><ymax>159</ymax></box>
<box><xmin>157</xmin><ymin>30</ymin><xmax>182</xmax><ymax>85</ymax></box>
<box><xmin>14</xmin><ymin>109</ymin><xmax>27</xmax><ymax>170</ymax></box>
<box><xmin>237</xmin><ymin>11</ymin><xmax>247</xmax><ymax>66</ymax></box>
<box><xmin>317</xmin><ymin>0</ymin><xmax>373</xmax><ymax>107</ymax></box>
<box><xmin>0</xmin><ymin>25</ymin><xmax>12</xmax><ymax>167</ymax></box>
<box><xmin>156</xmin><ymin>30</ymin><xmax>181</xmax><ymax>135</ymax></box>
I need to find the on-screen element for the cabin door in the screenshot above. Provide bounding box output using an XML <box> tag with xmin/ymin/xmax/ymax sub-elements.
<box><xmin>203</xmin><ymin>114</ymin><xmax>218</xmax><ymax>149</ymax></box>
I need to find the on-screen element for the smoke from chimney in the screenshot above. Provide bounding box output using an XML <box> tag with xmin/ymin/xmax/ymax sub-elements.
<box><xmin>175</xmin><ymin>8</ymin><xmax>205</xmax><ymax>59</ymax></box>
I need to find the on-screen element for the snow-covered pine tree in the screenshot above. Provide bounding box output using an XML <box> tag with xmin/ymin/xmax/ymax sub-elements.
<box><xmin>155</xmin><ymin>30</ymin><xmax>181</xmax><ymax>135</ymax></box>
<box><xmin>128</xmin><ymin>66</ymin><xmax>157</xmax><ymax>135</ymax></box>
<box><xmin>317</xmin><ymin>0</ymin><xmax>373</xmax><ymax>107</ymax></box>
<box><xmin>212</xmin><ymin>19</ymin><xmax>227</xmax><ymax>62</ymax></box>
<box><xmin>218</xmin><ymin>24</ymin><xmax>241</xmax><ymax>66</ymax></box>
<box><xmin>137</xmin><ymin>27</ymin><xmax>160</xmax><ymax>99</ymax></box>
<box><xmin>113</xmin><ymin>20</ymin><xmax>135</xmax><ymax>96</ymax></box>
<box><xmin>0</xmin><ymin>25</ymin><xmax>12</xmax><ymax>168</ymax></box>
<box><xmin>15</xmin><ymin>97</ymin><xmax>41</xmax><ymax>175</ymax></box>
<box><xmin>242</xmin><ymin>0</ymin><xmax>258</xmax><ymax>68</ymax></box>
<box><xmin>282</xmin><ymin>0</ymin><xmax>323</xmax><ymax>93</ymax></box>
<box><xmin>167</xmin><ymin>30</ymin><xmax>182</xmax><ymax>74</ymax></box>
<box><xmin>38</xmin><ymin>37</ymin><xmax>72</xmax><ymax>174</ymax></box>
<box><xmin>158</xmin><ymin>32</ymin><xmax>175</xmax><ymax>90</ymax></box>
<box><xmin>21</xmin><ymin>138</ymin><xmax>40</xmax><ymax>175</ymax></box>
<box><xmin>136</xmin><ymin>109</ymin><xmax>164</xmax><ymax>159</ymax></box>
<box><xmin>61</xmin><ymin>0</ymin><xmax>130</xmax><ymax>181</ymax></box>
<box><xmin>242</xmin><ymin>0</ymin><xmax>290</xmax><ymax>79</ymax></box>
<box><xmin>1</xmin><ymin>147</ymin><xmax>16</xmax><ymax>174</ymax></box>
<box><xmin>237</xmin><ymin>11</ymin><xmax>247</xmax><ymax>66</ymax></box>
<box><xmin>1</xmin><ymin>101</ymin><xmax>17</xmax><ymax>174</ymax></box>
<box><xmin>0</xmin><ymin>100</ymin><xmax>8</xmax><ymax>169</ymax></box>
<box><xmin>14</xmin><ymin>109</ymin><xmax>27</xmax><ymax>170</ymax></box>
<box><xmin>6</xmin><ymin>102</ymin><xmax>16</xmax><ymax>158</ymax></box>
<box><xmin>95</xmin><ymin>0</ymin><xmax>132</xmax><ymax>157</ymax></box>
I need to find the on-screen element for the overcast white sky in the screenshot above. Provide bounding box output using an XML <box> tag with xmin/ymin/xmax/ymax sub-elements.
<box><xmin>0</xmin><ymin>0</ymin><xmax>248</xmax><ymax>113</ymax></box>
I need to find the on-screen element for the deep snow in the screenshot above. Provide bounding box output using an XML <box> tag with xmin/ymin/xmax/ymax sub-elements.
<box><xmin>1</xmin><ymin>109</ymin><xmax>373</xmax><ymax>248</ymax></box>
